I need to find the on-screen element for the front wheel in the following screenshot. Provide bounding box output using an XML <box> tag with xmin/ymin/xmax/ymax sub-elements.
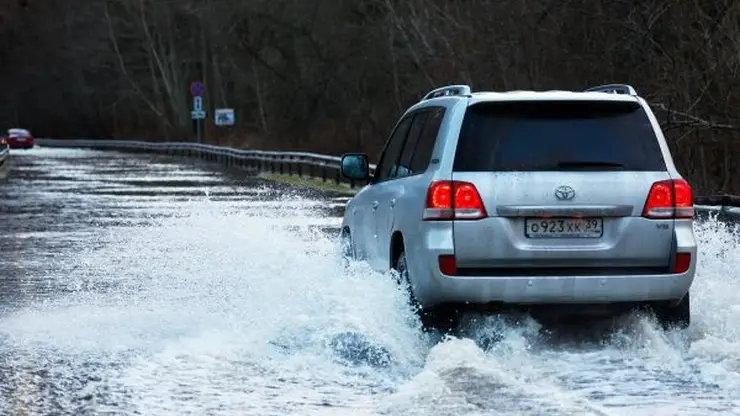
<box><xmin>340</xmin><ymin>228</ymin><xmax>354</xmax><ymax>267</ymax></box>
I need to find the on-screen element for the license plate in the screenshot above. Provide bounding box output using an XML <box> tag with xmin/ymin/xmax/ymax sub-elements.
<box><xmin>525</xmin><ymin>218</ymin><xmax>603</xmax><ymax>238</ymax></box>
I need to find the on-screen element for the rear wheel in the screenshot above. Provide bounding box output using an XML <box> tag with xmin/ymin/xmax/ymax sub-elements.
<box><xmin>654</xmin><ymin>292</ymin><xmax>690</xmax><ymax>329</ymax></box>
<box><xmin>392</xmin><ymin>250</ymin><xmax>418</xmax><ymax>306</ymax></box>
<box><xmin>393</xmin><ymin>249</ymin><xmax>459</xmax><ymax>334</ymax></box>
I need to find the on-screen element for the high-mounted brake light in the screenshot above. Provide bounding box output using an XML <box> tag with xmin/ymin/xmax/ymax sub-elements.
<box><xmin>423</xmin><ymin>180</ymin><xmax>487</xmax><ymax>220</ymax></box>
<box><xmin>642</xmin><ymin>179</ymin><xmax>694</xmax><ymax>219</ymax></box>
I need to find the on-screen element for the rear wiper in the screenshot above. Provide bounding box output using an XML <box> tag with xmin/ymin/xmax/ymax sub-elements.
<box><xmin>554</xmin><ymin>161</ymin><xmax>625</xmax><ymax>169</ymax></box>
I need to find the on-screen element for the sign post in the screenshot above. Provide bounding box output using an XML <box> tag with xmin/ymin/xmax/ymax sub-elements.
<box><xmin>190</xmin><ymin>81</ymin><xmax>206</xmax><ymax>142</ymax></box>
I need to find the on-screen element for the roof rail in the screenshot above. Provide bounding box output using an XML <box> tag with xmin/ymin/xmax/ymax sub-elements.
<box><xmin>421</xmin><ymin>84</ymin><xmax>472</xmax><ymax>101</ymax></box>
<box><xmin>584</xmin><ymin>84</ymin><xmax>638</xmax><ymax>96</ymax></box>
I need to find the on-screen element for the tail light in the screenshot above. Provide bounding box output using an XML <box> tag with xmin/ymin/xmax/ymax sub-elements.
<box><xmin>438</xmin><ymin>255</ymin><xmax>457</xmax><ymax>275</ymax></box>
<box><xmin>673</xmin><ymin>252</ymin><xmax>691</xmax><ymax>274</ymax></box>
<box><xmin>423</xmin><ymin>180</ymin><xmax>487</xmax><ymax>220</ymax></box>
<box><xmin>642</xmin><ymin>179</ymin><xmax>694</xmax><ymax>219</ymax></box>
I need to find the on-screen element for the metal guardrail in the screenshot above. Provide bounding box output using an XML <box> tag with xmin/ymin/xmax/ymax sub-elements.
<box><xmin>36</xmin><ymin>138</ymin><xmax>377</xmax><ymax>189</ymax></box>
<box><xmin>0</xmin><ymin>143</ymin><xmax>9</xmax><ymax>176</ymax></box>
<box><xmin>32</xmin><ymin>139</ymin><xmax>740</xmax><ymax>218</ymax></box>
<box><xmin>694</xmin><ymin>205</ymin><xmax>740</xmax><ymax>221</ymax></box>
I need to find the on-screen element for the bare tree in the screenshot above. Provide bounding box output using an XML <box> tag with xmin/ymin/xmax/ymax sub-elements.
<box><xmin>1</xmin><ymin>0</ymin><xmax>739</xmax><ymax>194</ymax></box>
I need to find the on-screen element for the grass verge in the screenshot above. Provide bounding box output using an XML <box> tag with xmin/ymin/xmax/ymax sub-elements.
<box><xmin>259</xmin><ymin>172</ymin><xmax>361</xmax><ymax>195</ymax></box>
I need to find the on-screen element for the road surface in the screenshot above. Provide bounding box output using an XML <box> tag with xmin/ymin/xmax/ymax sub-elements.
<box><xmin>0</xmin><ymin>147</ymin><xmax>738</xmax><ymax>415</ymax></box>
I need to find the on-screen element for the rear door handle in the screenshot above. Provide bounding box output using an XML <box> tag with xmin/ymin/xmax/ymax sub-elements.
<box><xmin>371</xmin><ymin>201</ymin><xmax>379</xmax><ymax>210</ymax></box>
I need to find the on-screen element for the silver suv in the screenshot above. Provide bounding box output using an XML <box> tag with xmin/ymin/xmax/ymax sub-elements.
<box><xmin>339</xmin><ymin>84</ymin><xmax>697</xmax><ymax>331</ymax></box>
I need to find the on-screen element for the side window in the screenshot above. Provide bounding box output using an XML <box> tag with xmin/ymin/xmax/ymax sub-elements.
<box><xmin>397</xmin><ymin>112</ymin><xmax>428</xmax><ymax>177</ymax></box>
<box><xmin>410</xmin><ymin>107</ymin><xmax>445</xmax><ymax>173</ymax></box>
<box><xmin>374</xmin><ymin>116</ymin><xmax>412</xmax><ymax>182</ymax></box>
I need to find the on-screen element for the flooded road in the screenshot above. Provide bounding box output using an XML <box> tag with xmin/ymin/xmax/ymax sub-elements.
<box><xmin>0</xmin><ymin>147</ymin><xmax>738</xmax><ymax>415</ymax></box>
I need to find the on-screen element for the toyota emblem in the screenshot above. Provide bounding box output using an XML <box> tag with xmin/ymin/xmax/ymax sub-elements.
<box><xmin>554</xmin><ymin>185</ymin><xmax>576</xmax><ymax>201</ymax></box>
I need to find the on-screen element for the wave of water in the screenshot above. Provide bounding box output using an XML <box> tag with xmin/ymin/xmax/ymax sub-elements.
<box><xmin>381</xmin><ymin>216</ymin><xmax>740</xmax><ymax>416</ymax></box>
<box><xmin>0</xmin><ymin>185</ymin><xmax>738</xmax><ymax>415</ymax></box>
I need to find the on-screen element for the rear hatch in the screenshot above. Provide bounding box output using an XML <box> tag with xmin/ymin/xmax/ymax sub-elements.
<box><xmin>451</xmin><ymin>99</ymin><xmax>674</xmax><ymax>276</ymax></box>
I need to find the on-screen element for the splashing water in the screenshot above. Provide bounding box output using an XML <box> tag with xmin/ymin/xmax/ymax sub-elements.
<box><xmin>380</xmin><ymin>215</ymin><xmax>740</xmax><ymax>416</ymax></box>
<box><xmin>0</xmin><ymin>191</ymin><xmax>430</xmax><ymax>415</ymax></box>
<box><xmin>0</xmin><ymin>168</ymin><xmax>738</xmax><ymax>415</ymax></box>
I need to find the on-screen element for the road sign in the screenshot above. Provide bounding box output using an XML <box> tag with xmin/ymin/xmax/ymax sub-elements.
<box><xmin>191</xmin><ymin>110</ymin><xmax>206</xmax><ymax>119</ymax></box>
<box><xmin>214</xmin><ymin>108</ymin><xmax>235</xmax><ymax>126</ymax></box>
<box><xmin>193</xmin><ymin>96</ymin><xmax>203</xmax><ymax>111</ymax></box>
<box><xmin>190</xmin><ymin>81</ymin><xmax>205</xmax><ymax>96</ymax></box>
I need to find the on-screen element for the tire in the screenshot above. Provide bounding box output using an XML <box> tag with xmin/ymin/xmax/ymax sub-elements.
<box><xmin>654</xmin><ymin>292</ymin><xmax>690</xmax><ymax>330</ymax></box>
<box><xmin>393</xmin><ymin>249</ymin><xmax>459</xmax><ymax>334</ymax></box>
<box><xmin>392</xmin><ymin>250</ymin><xmax>419</xmax><ymax>307</ymax></box>
<box><xmin>340</xmin><ymin>228</ymin><xmax>354</xmax><ymax>267</ymax></box>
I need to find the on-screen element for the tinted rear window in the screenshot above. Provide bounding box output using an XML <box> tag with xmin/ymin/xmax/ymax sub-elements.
<box><xmin>453</xmin><ymin>100</ymin><xmax>666</xmax><ymax>171</ymax></box>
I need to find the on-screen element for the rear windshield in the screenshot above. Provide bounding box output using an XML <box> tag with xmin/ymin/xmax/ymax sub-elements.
<box><xmin>453</xmin><ymin>100</ymin><xmax>666</xmax><ymax>171</ymax></box>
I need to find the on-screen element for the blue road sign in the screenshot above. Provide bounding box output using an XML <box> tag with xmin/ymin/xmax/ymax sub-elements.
<box><xmin>190</xmin><ymin>81</ymin><xmax>205</xmax><ymax>96</ymax></box>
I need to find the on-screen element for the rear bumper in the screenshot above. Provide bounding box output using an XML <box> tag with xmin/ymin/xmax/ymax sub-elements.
<box><xmin>422</xmin><ymin>268</ymin><xmax>695</xmax><ymax>307</ymax></box>
<box><xmin>408</xmin><ymin>222</ymin><xmax>697</xmax><ymax>309</ymax></box>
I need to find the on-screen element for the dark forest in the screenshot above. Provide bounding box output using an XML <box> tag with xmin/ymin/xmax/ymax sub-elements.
<box><xmin>1</xmin><ymin>0</ymin><xmax>738</xmax><ymax>194</ymax></box>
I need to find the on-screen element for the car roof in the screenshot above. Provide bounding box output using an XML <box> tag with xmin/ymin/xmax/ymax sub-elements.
<box><xmin>407</xmin><ymin>84</ymin><xmax>644</xmax><ymax>116</ymax></box>
<box><xmin>467</xmin><ymin>90</ymin><xmax>641</xmax><ymax>105</ymax></box>
<box><xmin>415</xmin><ymin>84</ymin><xmax>643</xmax><ymax>107</ymax></box>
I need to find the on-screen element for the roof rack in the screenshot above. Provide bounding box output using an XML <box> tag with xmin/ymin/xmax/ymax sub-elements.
<box><xmin>584</xmin><ymin>84</ymin><xmax>638</xmax><ymax>96</ymax></box>
<box><xmin>421</xmin><ymin>84</ymin><xmax>472</xmax><ymax>101</ymax></box>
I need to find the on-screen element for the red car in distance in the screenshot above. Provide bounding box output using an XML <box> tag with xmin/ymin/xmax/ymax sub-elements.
<box><xmin>2</xmin><ymin>128</ymin><xmax>35</xmax><ymax>149</ymax></box>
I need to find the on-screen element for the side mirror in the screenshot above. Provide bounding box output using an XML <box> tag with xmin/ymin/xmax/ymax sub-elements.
<box><xmin>340</xmin><ymin>153</ymin><xmax>370</xmax><ymax>182</ymax></box>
